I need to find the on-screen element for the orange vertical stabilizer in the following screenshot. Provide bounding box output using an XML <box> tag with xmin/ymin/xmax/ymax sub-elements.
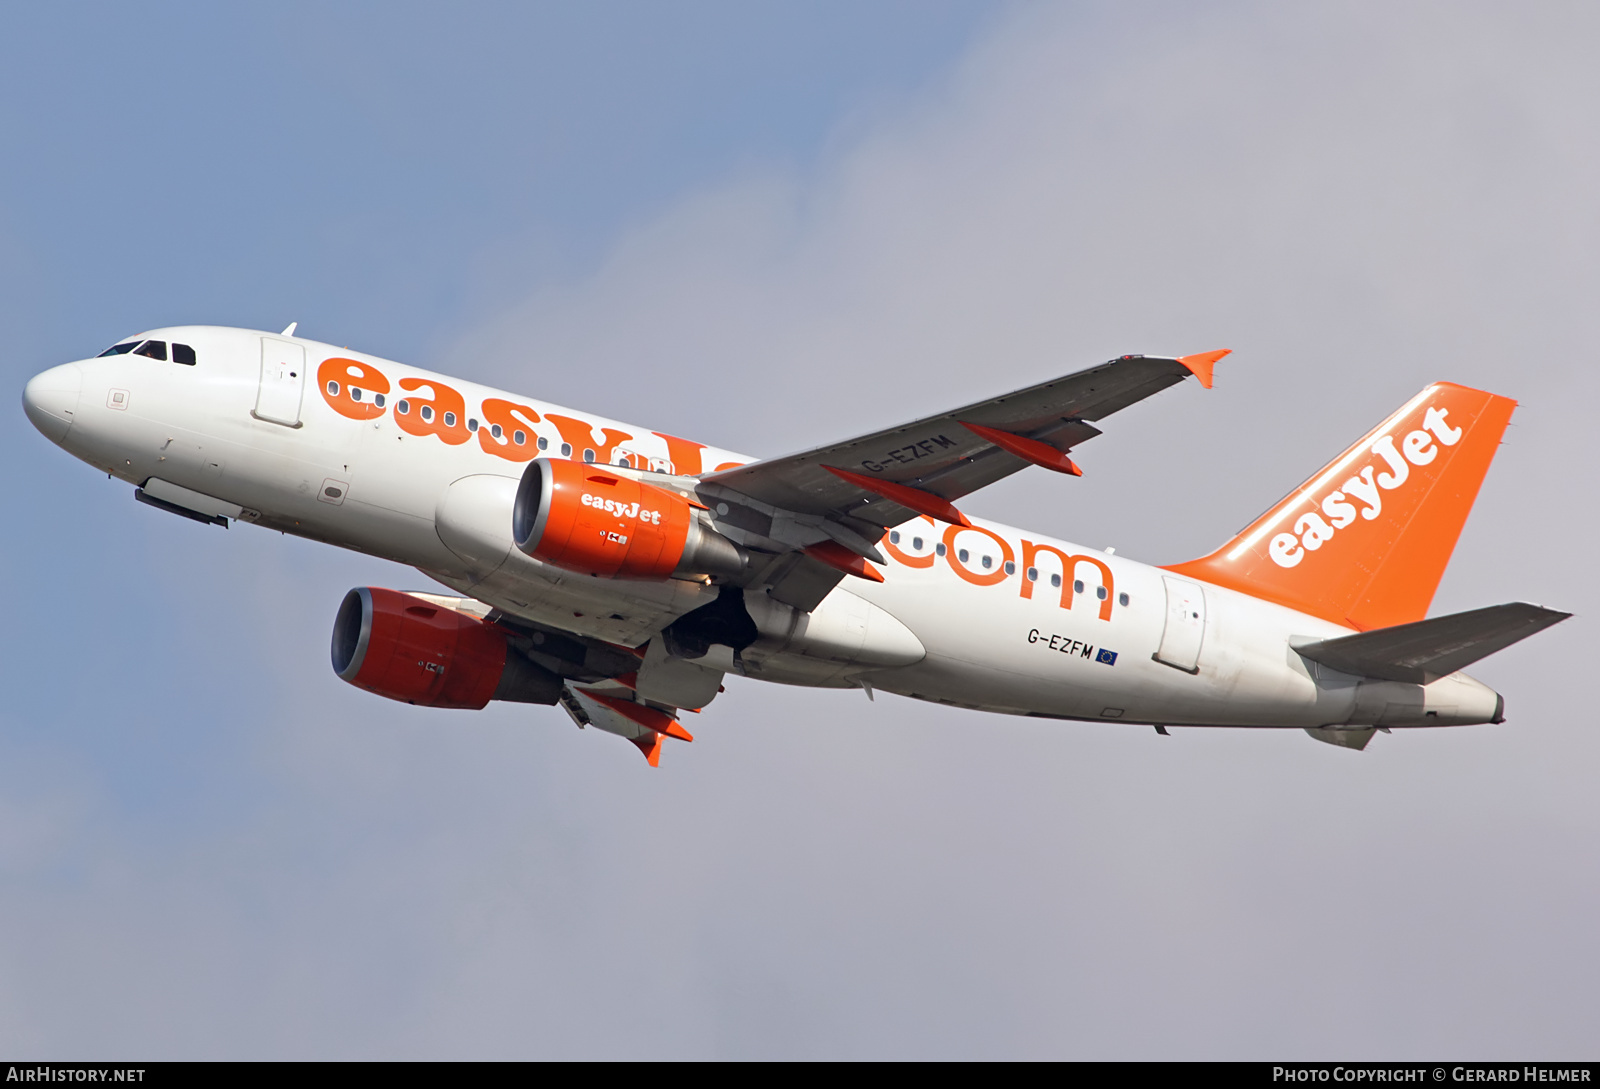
<box><xmin>1164</xmin><ymin>382</ymin><xmax>1516</xmax><ymax>631</ymax></box>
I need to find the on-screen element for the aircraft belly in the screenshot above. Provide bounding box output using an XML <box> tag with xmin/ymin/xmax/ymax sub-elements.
<box><xmin>207</xmin><ymin>435</ymin><xmax>461</xmax><ymax>565</ymax></box>
<box><xmin>846</xmin><ymin>546</ymin><xmax>1400</xmax><ymax>727</ymax></box>
<box><xmin>845</xmin><ymin>559</ymin><xmax>1178</xmax><ymax>720</ymax></box>
<box><xmin>740</xmin><ymin>587</ymin><xmax>926</xmax><ymax>687</ymax></box>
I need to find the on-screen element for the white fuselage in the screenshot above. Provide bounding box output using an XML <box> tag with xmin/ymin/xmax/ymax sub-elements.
<box><xmin>24</xmin><ymin>326</ymin><xmax>1502</xmax><ymax>731</ymax></box>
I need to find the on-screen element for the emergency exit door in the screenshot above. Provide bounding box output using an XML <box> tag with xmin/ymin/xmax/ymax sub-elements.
<box><xmin>254</xmin><ymin>338</ymin><xmax>306</xmax><ymax>427</ymax></box>
<box><xmin>1155</xmin><ymin>575</ymin><xmax>1207</xmax><ymax>673</ymax></box>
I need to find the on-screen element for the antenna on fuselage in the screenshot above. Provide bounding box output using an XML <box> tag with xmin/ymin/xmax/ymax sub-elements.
<box><xmin>280</xmin><ymin>322</ymin><xmax>298</xmax><ymax>337</ymax></box>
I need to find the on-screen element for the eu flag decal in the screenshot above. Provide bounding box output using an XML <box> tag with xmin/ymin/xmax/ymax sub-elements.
<box><xmin>1095</xmin><ymin>648</ymin><xmax>1118</xmax><ymax>666</ymax></box>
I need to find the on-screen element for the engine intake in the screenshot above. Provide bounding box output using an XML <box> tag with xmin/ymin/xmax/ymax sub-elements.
<box><xmin>331</xmin><ymin>587</ymin><xmax>561</xmax><ymax>708</ymax></box>
<box><xmin>512</xmin><ymin>458</ymin><xmax>745</xmax><ymax>579</ymax></box>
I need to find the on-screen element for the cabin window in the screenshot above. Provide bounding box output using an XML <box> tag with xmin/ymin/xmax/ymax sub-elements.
<box><xmin>958</xmin><ymin>548</ymin><xmax>969</xmax><ymax>563</ymax></box>
<box><xmin>1027</xmin><ymin>567</ymin><xmax>1038</xmax><ymax>582</ymax></box>
<box><xmin>1096</xmin><ymin>586</ymin><xmax>1108</xmax><ymax>600</ymax></box>
<box><xmin>350</xmin><ymin>387</ymin><xmax>363</xmax><ymax>402</ymax></box>
<box><xmin>443</xmin><ymin>411</ymin><xmax>456</xmax><ymax>427</ymax></box>
<box><xmin>889</xmin><ymin>531</ymin><xmax>900</xmax><ymax>544</ymax></box>
<box><xmin>936</xmin><ymin>543</ymin><xmax>947</xmax><ymax>557</ymax></box>
<box><xmin>373</xmin><ymin>394</ymin><xmax>385</xmax><ymax>408</ymax></box>
<box><xmin>1050</xmin><ymin>574</ymin><xmax>1061</xmax><ymax>588</ymax></box>
<box><xmin>98</xmin><ymin>342</ymin><xmax>141</xmax><ymax>357</ymax></box>
<box><xmin>560</xmin><ymin>443</ymin><xmax>572</xmax><ymax>457</ymax></box>
<box><xmin>513</xmin><ymin>430</ymin><xmax>527</xmax><ymax>445</ymax></box>
<box><xmin>133</xmin><ymin>340</ymin><xmax>167</xmax><ymax>361</ymax></box>
<box><xmin>980</xmin><ymin>555</ymin><xmax>992</xmax><ymax>569</ymax></box>
<box><xmin>912</xmin><ymin>536</ymin><xmax>923</xmax><ymax>550</ymax></box>
<box><xmin>1004</xmin><ymin>561</ymin><xmax>1016</xmax><ymax>575</ymax></box>
<box><xmin>419</xmin><ymin>405</ymin><xmax>433</xmax><ymax>422</ymax></box>
<box><xmin>1119</xmin><ymin>592</ymin><xmax>1130</xmax><ymax>606</ymax></box>
<box><xmin>583</xmin><ymin>449</ymin><xmax>595</xmax><ymax>463</ymax></box>
<box><xmin>172</xmin><ymin>343</ymin><xmax>196</xmax><ymax>366</ymax></box>
<box><xmin>327</xmin><ymin>380</ymin><xmax>340</xmax><ymax>396</ymax></box>
<box><xmin>396</xmin><ymin>399</ymin><xmax>409</xmax><ymax>414</ymax></box>
<box><xmin>468</xmin><ymin>418</ymin><xmax>479</xmax><ymax>431</ymax></box>
<box><xmin>537</xmin><ymin>436</ymin><xmax>549</xmax><ymax>451</ymax></box>
<box><xmin>491</xmin><ymin>423</ymin><xmax>503</xmax><ymax>439</ymax></box>
<box><xmin>1074</xmin><ymin>580</ymin><xmax>1084</xmax><ymax>594</ymax></box>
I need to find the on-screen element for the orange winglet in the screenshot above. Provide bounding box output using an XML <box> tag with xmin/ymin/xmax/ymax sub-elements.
<box><xmin>958</xmin><ymin>421</ymin><xmax>1083</xmax><ymax>476</ymax></box>
<box><xmin>629</xmin><ymin>732</ymin><xmax>663</xmax><ymax>767</ymax></box>
<box><xmin>580</xmin><ymin>689</ymin><xmax>695</xmax><ymax>742</ymax></box>
<box><xmin>804</xmin><ymin>540</ymin><xmax>885</xmax><ymax>582</ymax></box>
<box><xmin>823</xmin><ymin>466</ymin><xmax>971</xmax><ymax>527</ymax></box>
<box><xmin>1176</xmin><ymin>349</ymin><xmax>1230</xmax><ymax>390</ymax></box>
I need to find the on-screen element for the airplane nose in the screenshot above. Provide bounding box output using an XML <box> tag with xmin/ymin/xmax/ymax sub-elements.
<box><xmin>22</xmin><ymin>363</ymin><xmax>83</xmax><ymax>445</ymax></box>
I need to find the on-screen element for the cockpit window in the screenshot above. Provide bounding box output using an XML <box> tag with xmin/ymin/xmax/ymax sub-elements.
<box><xmin>172</xmin><ymin>343</ymin><xmax>196</xmax><ymax>366</ymax></box>
<box><xmin>133</xmin><ymin>340</ymin><xmax>167</xmax><ymax>361</ymax></box>
<box><xmin>97</xmin><ymin>341</ymin><xmax>141</xmax><ymax>357</ymax></box>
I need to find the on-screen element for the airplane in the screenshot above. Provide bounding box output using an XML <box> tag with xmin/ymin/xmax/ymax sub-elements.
<box><xmin>21</xmin><ymin>325</ymin><xmax>1569</xmax><ymax>763</ymax></box>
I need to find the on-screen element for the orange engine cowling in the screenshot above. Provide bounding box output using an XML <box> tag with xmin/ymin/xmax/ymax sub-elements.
<box><xmin>512</xmin><ymin>458</ymin><xmax>745</xmax><ymax>579</ymax></box>
<box><xmin>330</xmin><ymin>587</ymin><xmax>561</xmax><ymax>708</ymax></box>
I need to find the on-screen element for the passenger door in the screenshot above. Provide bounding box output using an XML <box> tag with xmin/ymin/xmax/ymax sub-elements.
<box><xmin>254</xmin><ymin>337</ymin><xmax>306</xmax><ymax>427</ymax></box>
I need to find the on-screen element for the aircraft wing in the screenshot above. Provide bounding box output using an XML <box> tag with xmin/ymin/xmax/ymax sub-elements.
<box><xmin>697</xmin><ymin>351</ymin><xmax>1224</xmax><ymax>609</ymax></box>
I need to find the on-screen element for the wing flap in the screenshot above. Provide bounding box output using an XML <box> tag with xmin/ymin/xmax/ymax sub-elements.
<box><xmin>559</xmin><ymin>683</ymin><xmax>692</xmax><ymax>767</ymax></box>
<box><xmin>1294</xmin><ymin>602</ymin><xmax>1570</xmax><ymax>684</ymax></box>
<box><xmin>765</xmin><ymin>552</ymin><xmax>853</xmax><ymax>611</ymax></box>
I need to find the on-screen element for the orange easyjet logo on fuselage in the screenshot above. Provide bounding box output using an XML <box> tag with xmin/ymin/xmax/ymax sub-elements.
<box><xmin>884</xmin><ymin>515</ymin><xmax>1116</xmax><ymax>621</ymax></box>
<box><xmin>315</xmin><ymin>357</ymin><xmax>740</xmax><ymax>475</ymax></box>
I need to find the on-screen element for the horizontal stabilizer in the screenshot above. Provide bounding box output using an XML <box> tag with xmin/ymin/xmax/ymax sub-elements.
<box><xmin>1295</xmin><ymin>602</ymin><xmax>1570</xmax><ymax>684</ymax></box>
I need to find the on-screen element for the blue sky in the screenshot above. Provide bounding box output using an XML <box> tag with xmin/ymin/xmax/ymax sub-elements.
<box><xmin>1</xmin><ymin>2</ymin><xmax>993</xmax><ymax>359</ymax></box>
<box><xmin>4</xmin><ymin>1</ymin><xmax>1598</xmax><ymax>1059</ymax></box>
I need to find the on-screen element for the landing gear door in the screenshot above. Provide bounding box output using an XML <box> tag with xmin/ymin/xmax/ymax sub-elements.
<box><xmin>254</xmin><ymin>338</ymin><xmax>306</xmax><ymax>427</ymax></box>
<box><xmin>1155</xmin><ymin>575</ymin><xmax>1207</xmax><ymax>674</ymax></box>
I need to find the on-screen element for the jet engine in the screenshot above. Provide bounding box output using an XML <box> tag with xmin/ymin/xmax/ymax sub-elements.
<box><xmin>331</xmin><ymin>587</ymin><xmax>562</xmax><ymax>708</ymax></box>
<box><xmin>512</xmin><ymin>458</ymin><xmax>746</xmax><ymax>580</ymax></box>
